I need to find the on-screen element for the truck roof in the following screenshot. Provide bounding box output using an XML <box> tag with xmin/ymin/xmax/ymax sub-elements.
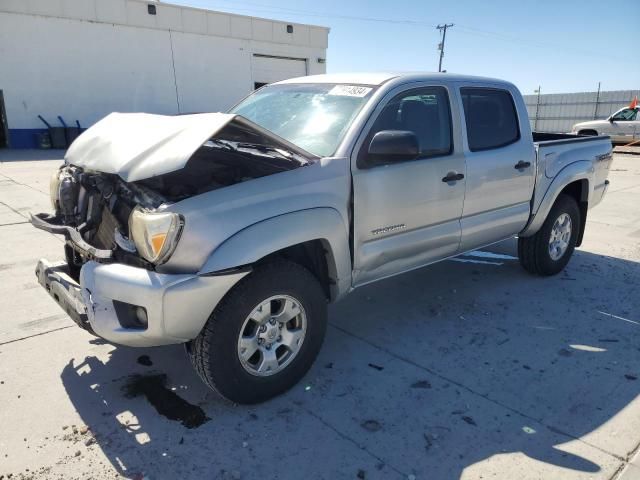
<box><xmin>275</xmin><ymin>72</ymin><xmax>513</xmax><ymax>87</ymax></box>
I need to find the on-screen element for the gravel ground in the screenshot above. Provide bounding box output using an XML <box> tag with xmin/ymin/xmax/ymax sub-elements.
<box><xmin>0</xmin><ymin>150</ymin><xmax>639</xmax><ymax>480</ymax></box>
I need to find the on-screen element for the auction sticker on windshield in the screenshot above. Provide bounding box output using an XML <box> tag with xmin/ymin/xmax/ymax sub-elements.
<box><xmin>328</xmin><ymin>85</ymin><xmax>372</xmax><ymax>97</ymax></box>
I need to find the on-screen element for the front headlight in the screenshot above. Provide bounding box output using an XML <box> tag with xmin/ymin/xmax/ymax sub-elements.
<box><xmin>128</xmin><ymin>207</ymin><xmax>184</xmax><ymax>264</ymax></box>
<box><xmin>49</xmin><ymin>169</ymin><xmax>61</xmax><ymax>211</ymax></box>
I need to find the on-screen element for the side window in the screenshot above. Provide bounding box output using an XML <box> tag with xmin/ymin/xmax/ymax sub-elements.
<box><xmin>461</xmin><ymin>88</ymin><xmax>520</xmax><ymax>151</ymax></box>
<box><xmin>612</xmin><ymin>108</ymin><xmax>637</xmax><ymax>121</ymax></box>
<box><xmin>358</xmin><ymin>87</ymin><xmax>452</xmax><ymax>167</ymax></box>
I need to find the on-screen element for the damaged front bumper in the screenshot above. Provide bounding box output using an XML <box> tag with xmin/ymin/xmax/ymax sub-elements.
<box><xmin>36</xmin><ymin>260</ymin><xmax>94</xmax><ymax>333</ymax></box>
<box><xmin>35</xmin><ymin>258</ymin><xmax>249</xmax><ymax>347</ymax></box>
<box><xmin>31</xmin><ymin>213</ymin><xmax>113</xmax><ymax>260</ymax></box>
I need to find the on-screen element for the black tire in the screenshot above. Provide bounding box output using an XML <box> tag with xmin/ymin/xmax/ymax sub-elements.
<box><xmin>187</xmin><ymin>259</ymin><xmax>327</xmax><ymax>404</ymax></box>
<box><xmin>518</xmin><ymin>194</ymin><xmax>580</xmax><ymax>276</ymax></box>
<box><xmin>578</xmin><ymin>129</ymin><xmax>598</xmax><ymax>136</ymax></box>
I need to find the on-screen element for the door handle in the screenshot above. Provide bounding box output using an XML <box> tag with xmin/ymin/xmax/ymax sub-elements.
<box><xmin>514</xmin><ymin>160</ymin><xmax>531</xmax><ymax>170</ymax></box>
<box><xmin>442</xmin><ymin>172</ymin><xmax>464</xmax><ymax>183</ymax></box>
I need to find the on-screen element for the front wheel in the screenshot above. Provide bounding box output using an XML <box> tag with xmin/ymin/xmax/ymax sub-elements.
<box><xmin>187</xmin><ymin>259</ymin><xmax>327</xmax><ymax>404</ymax></box>
<box><xmin>518</xmin><ymin>194</ymin><xmax>580</xmax><ymax>276</ymax></box>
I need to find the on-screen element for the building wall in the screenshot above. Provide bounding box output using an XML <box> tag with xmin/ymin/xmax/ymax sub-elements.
<box><xmin>0</xmin><ymin>0</ymin><xmax>328</xmax><ymax>147</ymax></box>
<box><xmin>523</xmin><ymin>90</ymin><xmax>640</xmax><ymax>133</ymax></box>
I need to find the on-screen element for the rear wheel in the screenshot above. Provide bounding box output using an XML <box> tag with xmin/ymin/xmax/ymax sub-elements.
<box><xmin>518</xmin><ymin>194</ymin><xmax>580</xmax><ymax>276</ymax></box>
<box><xmin>187</xmin><ymin>259</ymin><xmax>327</xmax><ymax>404</ymax></box>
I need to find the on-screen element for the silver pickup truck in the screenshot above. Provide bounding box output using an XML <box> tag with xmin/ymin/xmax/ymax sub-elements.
<box><xmin>32</xmin><ymin>73</ymin><xmax>612</xmax><ymax>404</ymax></box>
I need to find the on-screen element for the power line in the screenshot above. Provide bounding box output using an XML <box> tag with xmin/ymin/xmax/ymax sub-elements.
<box><xmin>436</xmin><ymin>23</ymin><xmax>454</xmax><ymax>72</ymax></box>
<box><xmin>208</xmin><ymin>0</ymin><xmax>435</xmax><ymax>26</ymax></box>
<box><xmin>200</xmin><ymin>0</ymin><xmax>622</xmax><ymax>62</ymax></box>
<box><xmin>454</xmin><ymin>24</ymin><xmax>624</xmax><ymax>62</ymax></box>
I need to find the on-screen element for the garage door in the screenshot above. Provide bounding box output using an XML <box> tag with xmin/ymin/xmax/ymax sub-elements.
<box><xmin>252</xmin><ymin>54</ymin><xmax>307</xmax><ymax>89</ymax></box>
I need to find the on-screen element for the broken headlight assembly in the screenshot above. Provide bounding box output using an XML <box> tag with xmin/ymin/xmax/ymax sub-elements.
<box><xmin>128</xmin><ymin>207</ymin><xmax>184</xmax><ymax>265</ymax></box>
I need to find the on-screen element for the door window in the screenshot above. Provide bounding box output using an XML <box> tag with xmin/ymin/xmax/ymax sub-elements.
<box><xmin>358</xmin><ymin>87</ymin><xmax>452</xmax><ymax>167</ymax></box>
<box><xmin>461</xmin><ymin>88</ymin><xmax>520</xmax><ymax>151</ymax></box>
<box><xmin>611</xmin><ymin>108</ymin><xmax>638</xmax><ymax>121</ymax></box>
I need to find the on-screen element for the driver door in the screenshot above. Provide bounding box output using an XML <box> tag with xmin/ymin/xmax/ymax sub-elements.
<box><xmin>351</xmin><ymin>85</ymin><xmax>466</xmax><ymax>286</ymax></box>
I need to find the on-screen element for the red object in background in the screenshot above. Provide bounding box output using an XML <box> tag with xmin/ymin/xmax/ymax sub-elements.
<box><xmin>630</xmin><ymin>96</ymin><xmax>638</xmax><ymax>109</ymax></box>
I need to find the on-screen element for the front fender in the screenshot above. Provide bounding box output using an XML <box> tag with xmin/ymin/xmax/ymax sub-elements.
<box><xmin>520</xmin><ymin>160</ymin><xmax>593</xmax><ymax>237</ymax></box>
<box><xmin>199</xmin><ymin>208</ymin><xmax>352</xmax><ymax>300</ymax></box>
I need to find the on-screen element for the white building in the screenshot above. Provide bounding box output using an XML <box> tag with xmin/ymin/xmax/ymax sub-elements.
<box><xmin>0</xmin><ymin>0</ymin><xmax>329</xmax><ymax>148</ymax></box>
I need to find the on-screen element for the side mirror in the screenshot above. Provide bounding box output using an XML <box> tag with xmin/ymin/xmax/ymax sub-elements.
<box><xmin>367</xmin><ymin>130</ymin><xmax>419</xmax><ymax>164</ymax></box>
<box><xmin>609</xmin><ymin>117</ymin><xmax>615</xmax><ymax>123</ymax></box>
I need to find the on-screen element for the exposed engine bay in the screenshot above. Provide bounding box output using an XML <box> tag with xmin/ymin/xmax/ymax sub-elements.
<box><xmin>32</xmin><ymin>136</ymin><xmax>310</xmax><ymax>278</ymax></box>
<box><xmin>138</xmin><ymin>139</ymin><xmax>309</xmax><ymax>202</ymax></box>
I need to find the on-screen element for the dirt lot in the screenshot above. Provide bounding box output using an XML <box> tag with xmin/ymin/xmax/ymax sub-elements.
<box><xmin>0</xmin><ymin>150</ymin><xmax>639</xmax><ymax>480</ymax></box>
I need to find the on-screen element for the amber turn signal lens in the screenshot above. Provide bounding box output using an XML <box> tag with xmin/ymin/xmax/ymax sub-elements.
<box><xmin>151</xmin><ymin>233</ymin><xmax>167</xmax><ymax>255</ymax></box>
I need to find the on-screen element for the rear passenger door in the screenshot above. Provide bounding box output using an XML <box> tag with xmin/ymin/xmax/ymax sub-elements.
<box><xmin>458</xmin><ymin>86</ymin><xmax>535</xmax><ymax>251</ymax></box>
<box><xmin>351</xmin><ymin>85</ymin><xmax>466</xmax><ymax>286</ymax></box>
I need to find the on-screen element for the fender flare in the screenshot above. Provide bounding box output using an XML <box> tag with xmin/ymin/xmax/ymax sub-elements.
<box><xmin>520</xmin><ymin>161</ymin><xmax>592</xmax><ymax>237</ymax></box>
<box><xmin>199</xmin><ymin>208</ymin><xmax>352</xmax><ymax>300</ymax></box>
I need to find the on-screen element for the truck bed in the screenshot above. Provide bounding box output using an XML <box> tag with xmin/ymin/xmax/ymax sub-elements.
<box><xmin>532</xmin><ymin>131</ymin><xmax>609</xmax><ymax>145</ymax></box>
<box><xmin>530</xmin><ymin>131</ymin><xmax>612</xmax><ymax>216</ymax></box>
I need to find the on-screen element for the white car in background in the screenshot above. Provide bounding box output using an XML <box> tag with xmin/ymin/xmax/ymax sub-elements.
<box><xmin>572</xmin><ymin>105</ymin><xmax>639</xmax><ymax>143</ymax></box>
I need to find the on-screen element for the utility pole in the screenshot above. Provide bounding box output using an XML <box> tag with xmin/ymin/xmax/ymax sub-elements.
<box><xmin>594</xmin><ymin>81</ymin><xmax>601</xmax><ymax>120</ymax></box>
<box><xmin>534</xmin><ymin>86</ymin><xmax>541</xmax><ymax>131</ymax></box>
<box><xmin>437</xmin><ymin>23</ymin><xmax>454</xmax><ymax>72</ymax></box>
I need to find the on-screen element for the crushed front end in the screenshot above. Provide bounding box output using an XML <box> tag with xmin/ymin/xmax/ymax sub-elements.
<box><xmin>30</xmin><ymin>111</ymin><xmax>315</xmax><ymax>346</ymax></box>
<box><xmin>29</xmin><ymin>113</ymin><xmax>312</xmax><ymax>346</ymax></box>
<box><xmin>31</xmin><ymin>163</ymin><xmax>252</xmax><ymax>346</ymax></box>
<box><xmin>33</xmin><ymin>164</ymin><xmax>167</xmax><ymax>273</ymax></box>
<box><xmin>32</xmin><ymin>164</ymin><xmax>189</xmax><ymax>344</ymax></box>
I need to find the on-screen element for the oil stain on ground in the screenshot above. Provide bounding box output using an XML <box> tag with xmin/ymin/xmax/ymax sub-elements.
<box><xmin>122</xmin><ymin>374</ymin><xmax>210</xmax><ymax>429</ymax></box>
<box><xmin>137</xmin><ymin>355</ymin><xmax>153</xmax><ymax>366</ymax></box>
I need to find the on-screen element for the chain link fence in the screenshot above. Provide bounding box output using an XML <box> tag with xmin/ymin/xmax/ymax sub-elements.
<box><xmin>523</xmin><ymin>89</ymin><xmax>640</xmax><ymax>133</ymax></box>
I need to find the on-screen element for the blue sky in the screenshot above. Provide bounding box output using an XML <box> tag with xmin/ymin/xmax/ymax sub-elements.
<box><xmin>170</xmin><ymin>0</ymin><xmax>640</xmax><ymax>95</ymax></box>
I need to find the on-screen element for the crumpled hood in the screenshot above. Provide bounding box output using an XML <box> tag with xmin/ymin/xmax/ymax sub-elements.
<box><xmin>65</xmin><ymin>112</ymin><xmax>236</xmax><ymax>182</ymax></box>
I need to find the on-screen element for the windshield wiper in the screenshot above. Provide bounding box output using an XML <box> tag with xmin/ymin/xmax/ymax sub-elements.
<box><xmin>205</xmin><ymin>139</ymin><xmax>309</xmax><ymax>165</ymax></box>
<box><xmin>236</xmin><ymin>142</ymin><xmax>287</xmax><ymax>154</ymax></box>
<box><xmin>203</xmin><ymin>139</ymin><xmax>236</xmax><ymax>151</ymax></box>
<box><xmin>236</xmin><ymin>142</ymin><xmax>308</xmax><ymax>164</ymax></box>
